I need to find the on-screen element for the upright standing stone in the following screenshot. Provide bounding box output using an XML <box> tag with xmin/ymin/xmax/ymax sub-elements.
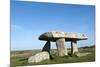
<box><xmin>56</xmin><ymin>38</ymin><xmax>68</xmax><ymax>56</ymax></box>
<box><xmin>42</xmin><ymin>41</ymin><xmax>51</xmax><ymax>52</ymax></box>
<box><xmin>71</xmin><ymin>40</ymin><xmax>78</xmax><ymax>55</ymax></box>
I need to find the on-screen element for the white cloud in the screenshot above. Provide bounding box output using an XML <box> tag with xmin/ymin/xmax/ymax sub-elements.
<box><xmin>17</xmin><ymin>0</ymin><xmax>95</xmax><ymax>5</ymax></box>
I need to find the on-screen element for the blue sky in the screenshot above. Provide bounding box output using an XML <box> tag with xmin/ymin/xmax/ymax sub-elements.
<box><xmin>11</xmin><ymin>0</ymin><xmax>95</xmax><ymax>50</ymax></box>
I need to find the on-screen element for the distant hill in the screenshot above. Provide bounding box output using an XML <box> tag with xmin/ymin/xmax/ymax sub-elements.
<box><xmin>79</xmin><ymin>45</ymin><xmax>95</xmax><ymax>49</ymax></box>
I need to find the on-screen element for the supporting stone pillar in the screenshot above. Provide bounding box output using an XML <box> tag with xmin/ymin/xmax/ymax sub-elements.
<box><xmin>71</xmin><ymin>40</ymin><xmax>78</xmax><ymax>55</ymax></box>
<box><xmin>56</xmin><ymin>38</ymin><xmax>68</xmax><ymax>56</ymax></box>
<box><xmin>42</xmin><ymin>41</ymin><xmax>51</xmax><ymax>53</ymax></box>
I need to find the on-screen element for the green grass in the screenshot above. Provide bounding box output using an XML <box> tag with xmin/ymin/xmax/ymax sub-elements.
<box><xmin>10</xmin><ymin>47</ymin><xmax>95</xmax><ymax>67</ymax></box>
<box><xmin>11</xmin><ymin>49</ymin><xmax>41</xmax><ymax>55</ymax></box>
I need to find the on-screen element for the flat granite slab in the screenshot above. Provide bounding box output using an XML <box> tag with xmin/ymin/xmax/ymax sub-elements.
<box><xmin>39</xmin><ymin>32</ymin><xmax>88</xmax><ymax>41</ymax></box>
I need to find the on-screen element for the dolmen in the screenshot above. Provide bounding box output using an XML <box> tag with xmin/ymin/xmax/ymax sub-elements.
<box><xmin>39</xmin><ymin>32</ymin><xmax>88</xmax><ymax>56</ymax></box>
<box><xmin>28</xmin><ymin>32</ymin><xmax>88</xmax><ymax>63</ymax></box>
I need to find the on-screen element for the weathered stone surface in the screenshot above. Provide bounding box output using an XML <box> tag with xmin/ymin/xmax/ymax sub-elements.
<box><xmin>71</xmin><ymin>40</ymin><xmax>78</xmax><ymax>54</ymax></box>
<box><xmin>56</xmin><ymin>38</ymin><xmax>68</xmax><ymax>56</ymax></box>
<box><xmin>42</xmin><ymin>41</ymin><xmax>51</xmax><ymax>52</ymax></box>
<box><xmin>39</xmin><ymin>32</ymin><xmax>88</xmax><ymax>41</ymax></box>
<box><xmin>28</xmin><ymin>51</ymin><xmax>50</xmax><ymax>63</ymax></box>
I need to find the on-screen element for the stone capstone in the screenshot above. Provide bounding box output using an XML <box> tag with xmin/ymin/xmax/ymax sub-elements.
<box><xmin>39</xmin><ymin>32</ymin><xmax>88</xmax><ymax>41</ymax></box>
<box><xmin>28</xmin><ymin>51</ymin><xmax>50</xmax><ymax>63</ymax></box>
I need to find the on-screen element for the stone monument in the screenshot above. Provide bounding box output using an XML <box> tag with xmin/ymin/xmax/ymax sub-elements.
<box><xmin>28</xmin><ymin>32</ymin><xmax>88</xmax><ymax>63</ymax></box>
<box><xmin>39</xmin><ymin>32</ymin><xmax>88</xmax><ymax>56</ymax></box>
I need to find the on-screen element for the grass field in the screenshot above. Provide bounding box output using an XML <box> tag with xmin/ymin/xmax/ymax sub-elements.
<box><xmin>10</xmin><ymin>46</ymin><xmax>95</xmax><ymax>67</ymax></box>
